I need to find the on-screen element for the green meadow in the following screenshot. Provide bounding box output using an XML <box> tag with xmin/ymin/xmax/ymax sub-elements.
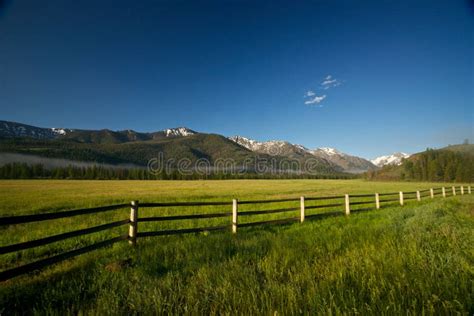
<box><xmin>0</xmin><ymin>179</ymin><xmax>473</xmax><ymax>314</ymax></box>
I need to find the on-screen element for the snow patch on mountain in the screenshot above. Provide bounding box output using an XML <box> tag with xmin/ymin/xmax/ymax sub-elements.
<box><xmin>309</xmin><ymin>147</ymin><xmax>377</xmax><ymax>173</ymax></box>
<box><xmin>371</xmin><ymin>153</ymin><xmax>410</xmax><ymax>167</ymax></box>
<box><xmin>164</xmin><ymin>127</ymin><xmax>197</xmax><ymax>137</ymax></box>
<box><xmin>0</xmin><ymin>121</ymin><xmax>71</xmax><ymax>139</ymax></box>
<box><xmin>228</xmin><ymin>136</ymin><xmax>300</xmax><ymax>154</ymax></box>
<box><xmin>313</xmin><ymin>147</ymin><xmax>344</xmax><ymax>156</ymax></box>
<box><xmin>51</xmin><ymin>128</ymin><xmax>68</xmax><ymax>135</ymax></box>
<box><xmin>294</xmin><ymin>144</ymin><xmax>310</xmax><ymax>152</ymax></box>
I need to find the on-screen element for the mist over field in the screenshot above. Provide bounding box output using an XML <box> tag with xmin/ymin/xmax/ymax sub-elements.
<box><xmin>0</xmin><ymin>152</ymin><xmax>143</xmax><ymax>170</ymax></box>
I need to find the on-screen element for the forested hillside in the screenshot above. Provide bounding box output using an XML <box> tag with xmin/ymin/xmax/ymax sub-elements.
<box><xmin>0</xmin><ymin>162</ymin><xmax>356</xmax><ymax>180</ymax></box>
<box><xmin>366</xmin><ymin>144</ymin><xmax>474</xmax><ymax>182</ymax></box>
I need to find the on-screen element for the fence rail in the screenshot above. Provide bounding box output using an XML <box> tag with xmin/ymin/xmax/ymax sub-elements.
<box><xmin>0</xmin><ymin>185</ymin><xmax>471</xmax><ymax>282</ymax></box>
<box><xmin>239</xmin><ymin>207</ymin><xmax>298</xmax><ymax>216</ymax></box>
<box><xmin>0</xmin><ymin>204</ymin><xmax>129</xmax><ymax>226</ymax></box>
<box><xmin>0</xmin><ymin>235</ymin><xmax>128</xmax><ymax>281</ymax></box>
<box><xmin>0</xmin><ymin>219</ymin><xmax>130</xmax><ymax>255</ymax></box>
<box><xmin>138</xmin><ymin>212</ymin><xmax>232</xmax><ymax>222</ymax></box>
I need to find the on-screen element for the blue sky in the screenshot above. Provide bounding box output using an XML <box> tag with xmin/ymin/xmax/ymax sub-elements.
<box><xmin>0</xmin><ymin>0</ymin><xmax>472</xmax><ymax>158</ymax></box>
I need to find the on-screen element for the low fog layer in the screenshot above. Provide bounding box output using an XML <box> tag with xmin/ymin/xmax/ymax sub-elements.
<box><xmin>0</xmin><ymin>153</ymin><xmax>143</xmax><ymax>170</ymax></box>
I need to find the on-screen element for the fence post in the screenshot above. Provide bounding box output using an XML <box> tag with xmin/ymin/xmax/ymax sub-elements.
<box><xmin>416</xmin><ymin>191</ymin><xmax>421</xmax><ymax>201</ymax></box>
<box><xmin>430</xmin><ymin>188</ymin><xmax>434</xmax><ymax>199</ymax></box>
<box><xmin>469</xmin><ymin>186</ymin><xmax>472</xmax><ymax>194</ymax></box>
<box><xmin>460</xmin><ymin>186</ymin><xmax>464</xmax><ymax>195</ymax></box>
<box><xmin>399</xmin><ymin>192</ymin><xmax>404</xmax><ymax>206</ymax></box>
<box><xmin>375</xmin><ymin>193</ymin><xmax>380</xmax><ymax>210</ymax></box>
<box><xmin>345</xmin><ymin>194</ymin><xmax>350</xmax><ymax>215</ymax></box>
<box><xmin>300</xmin><ymin>196</ymin><xmax>305</xmax><ymax>223</ymax></box>
<box><xmin>442</xmin><ymin>187</ymin><xmax>446</xmax><ymax>198</ymax></box>
<box><xmin>129</xmin><ymin>200</ymin><xmax>138</xmax><ymax>246</ymax></box>
<box><xmin>452</xmin><ymin>186</ymin><xmax>456</xmax><ymax>196</ymax></box>
<box><xmin>232</xmin><ymin>199</ymin><xmax>238</xmax><ymax>234</ymax></box>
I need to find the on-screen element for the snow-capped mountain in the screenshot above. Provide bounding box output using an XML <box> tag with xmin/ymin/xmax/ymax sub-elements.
<box><xmin>229</xmin><ymin>137</ymin><xmax>376</xmax><ymax>173</ymax></box>
<box><xmin>228</xmin><ymin>136</ymin><xmax>309</xmax><ymax>156</ymax></box>
<box><xmin>294</xmin><ymin>144</ymin><xmax>310</xmax><ymax>152</ymax></box>
<box><xmin>228</xmin><ymin>136</ymin><xmax>400</xmax><ymax>172</ymax></box>
<box><xmin>311</xmin><ymin>147</ymin><xmax>377</xmax><ymax>173</ymax></box>
<box><xmin>371</xmin><ymin>153</ymin><xmax>410</xmax><ymax>167</ymax></box>
<box><xmin>228</xmin><ymin>135</ymin><xmax>341</xmax><ymax>172</ymax></box>
<box><xmin>312</xmin><ymin>147</ymin><xmax>343</xmax><ymax>156</ymax></box>
<box><xmin>0</xmin><ymin>120</ymin><xmax>72</xmax><ymax>139</ymax></box>
<box><xmin>228</xmin><ymin>136</ymin><xmax>260</xmax><ymax>151</ymax></box>
<box><xmin>164</xmin><ymin>127</ymin><xmax>197</xmax><ymax>137</ymax></box>
<box><xmin>0</xmin><ymin>120</ymin><xmax>198</xmax><ymax>142</ymax></box>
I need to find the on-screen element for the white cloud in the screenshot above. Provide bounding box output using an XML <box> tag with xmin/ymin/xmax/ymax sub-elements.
<box><xmin>321</xmin><ymin>79</ymin><xmax>337</xmax><ymax>86</ymax></box>
<box><xmin>303</xmin><ymin>75</ymin><xmax>342</xmax><ymax>107</ymax></box>
<box><xmin>323</xmin><ymin>81</ymin><xmax>341</xmax><ymax>90</ymax></box>
<box><xmin>304</xmin><ymin>94</ymin><xmax>326</xmax><ymax>105</ymax></box>
<box><xmin>320</xmin><ymin>75</ymin><xmax>342</xmax><ymax>89</ymax></box>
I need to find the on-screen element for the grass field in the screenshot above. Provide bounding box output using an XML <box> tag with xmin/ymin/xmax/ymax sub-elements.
<box><xmin>1</xmin><ymin>179</ymin><xmax>473</xmax><ymax>314</ymax></box>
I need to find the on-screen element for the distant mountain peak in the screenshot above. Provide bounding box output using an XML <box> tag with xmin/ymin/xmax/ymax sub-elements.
<box><xmin>0</xmin><ymin>120</ymin><xmax>73</xmax><ymax>139</ymax></box>
<box><xmin>310</xmin><ymin>147</ymin><xmax>376</xmax><ymax>173</ymax></box>
<box><xmin>229</xmin><ymin>135</ymin><xmax>256</xmax><ymax>144</ymax></box>
<box><xmin>371</xmin><ymin>152</ymin><xmax>410</xmax><ymax>167</ymax></box>
<box><xmin>164</xmin><ymin>127</ymin><xmax>197</xmax><ymax>137</ymax></box>
<box><xmin>228</xmin><ymin>135</ymin><xmax>261</xmax><ymax>151</ymax></box>
<box><xmin>228</xmin><ymin>136</ymin><xmax>292</xmax><ymax>152</ymax></box>
<box><xmin>314</xmin><ymin>147</ymin><xmax>344</xmax><ymax>156</ymax></box>
<box><xmin>228</xmin><ymin>137</ymin><xmax>375</xmax><ymax>173</ymax></box>
<box><xmin>294</xmin><ymin>144</ymin><xmax>310</xmax><ymax>152</ymax></box>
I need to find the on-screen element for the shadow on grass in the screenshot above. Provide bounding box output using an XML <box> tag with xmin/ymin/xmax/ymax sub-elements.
<box><xmin>1</xmin><ymin>257</ymin><xmax>101</xmax><ymax>314</ymax></box>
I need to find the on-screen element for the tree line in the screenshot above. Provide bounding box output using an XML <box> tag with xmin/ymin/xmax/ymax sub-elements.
<box><xmin>366</xmin><ymin>149</ymin><xmax>473</xmax><ymax>182</ymax></box>
<box><xmin>0</xmin><ymin>163</ymin><xmax>356</xmax><ymax>180</ymax></box>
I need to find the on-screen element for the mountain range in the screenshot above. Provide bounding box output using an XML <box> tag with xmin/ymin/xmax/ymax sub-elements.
<box><xmin>370</xmin><ymin>152</ymin><xmax>410</xmax><ymax>167</ymax></box>
<box><xmin>0</xmin><ymin>120</ymin><xmax>409</xmax><ymax>174</ymax></box>
<box><xmin>0</xmin><ymin>120</ymin><xmax>197</xmax><ymax>142</ymax></box>
<box><xmin>228</xmin><ymin>136</ymin><xmax>379</xmax><ymax>173</ymax></box>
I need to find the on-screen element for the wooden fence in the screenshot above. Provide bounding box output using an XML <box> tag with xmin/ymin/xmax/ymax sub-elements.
<box><xmin>0</xmin><ymin>185</ymin><xmax>471</xmax><ymax>281</ymax></box>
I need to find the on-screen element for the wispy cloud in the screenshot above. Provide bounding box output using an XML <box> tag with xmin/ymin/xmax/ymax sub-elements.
<box><xmin>321</xmin><ymin>77</ymin><xmax>337</xmax><ymax>86</ymax></box>
<box><xmin>304</xmin><ymin>94</ymin><xmax>326</xmax><ymax>105</ymax></box>
<box><xmin>320</xmin><ymin>75</ymin><xmax>342</xmax><ymax>89</ymax></box>
<box><xmin>303</xmin><ymin>75</ymin><xmax>343</xmax><ymax>107</ymax></box>
<box><xmin>323</xmin><ymin>81</ymin><xmax>341</xmax><ymax>90</ymax></box>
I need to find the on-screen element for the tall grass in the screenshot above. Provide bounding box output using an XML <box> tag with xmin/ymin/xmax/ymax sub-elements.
<box><xmin>0</xmin><ymin>180</ymin><xmax>473</xmax><ymax>314</ymax></box>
